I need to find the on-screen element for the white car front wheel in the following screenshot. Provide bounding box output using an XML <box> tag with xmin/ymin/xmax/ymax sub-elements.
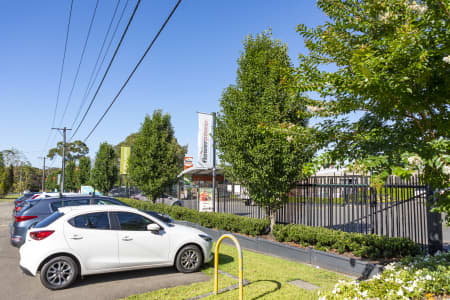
<box><xmin>175</xmin><ymin>245</ymin><xmax>203</xmax><ymax>273</ymax></box>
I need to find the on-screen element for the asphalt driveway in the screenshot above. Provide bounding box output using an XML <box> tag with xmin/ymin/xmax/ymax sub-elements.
<box><xmin>0</xmin><ymin>201</ymin><xmax>209</xmax><ymax>300</ymax></box>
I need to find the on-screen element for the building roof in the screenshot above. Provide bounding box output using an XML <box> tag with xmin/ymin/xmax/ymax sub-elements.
<box><xmin>177</xmin><ymin>167</ymin><xmax>225</xmax><ymax>178</ymax></box>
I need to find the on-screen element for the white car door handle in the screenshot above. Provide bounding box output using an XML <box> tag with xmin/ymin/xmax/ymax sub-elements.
<box><xmin>122</xmin><ymin>236</ymin><xmax>133</xmax><ymax>241</ymax></box>
<box><xmin>70</xmin><ymin>235</ymin><xmax>83</xmax><ymax>240</ymax></box>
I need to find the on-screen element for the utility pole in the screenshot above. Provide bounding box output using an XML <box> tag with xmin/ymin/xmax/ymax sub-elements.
<box><xmin>38</xmin><ymin>157</ymin><xmax>46</xmax><ymax>192</ymax></box>
<box><xmin>52</xmin><ymin>127</ymin><xmax>71</xmax><ymax>194</ymax></box>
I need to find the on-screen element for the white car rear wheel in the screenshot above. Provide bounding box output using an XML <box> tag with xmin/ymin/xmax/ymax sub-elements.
<box><xmin>40</xmin><ymin>256</ymin><xmax>78</xmax><ymax>290</ymax></box>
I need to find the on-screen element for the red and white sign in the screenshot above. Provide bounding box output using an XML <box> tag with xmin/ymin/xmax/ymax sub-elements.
<box><xmin>184</xmin><ymin>156</ymin><xmax>194</xmax><ymax>170</ymax></box>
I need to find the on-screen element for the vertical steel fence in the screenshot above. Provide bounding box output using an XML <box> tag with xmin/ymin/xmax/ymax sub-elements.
<box><xmin>215</xmin><ymin>175</ymin><xmax>431</xmax><ymax>247</ymax></box>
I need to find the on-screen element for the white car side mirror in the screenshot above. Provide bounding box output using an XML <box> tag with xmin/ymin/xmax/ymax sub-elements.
<box><xmin>147</xmin><ymin>223</ymin><xmax>161</xmax><ymax>232</ymax></box>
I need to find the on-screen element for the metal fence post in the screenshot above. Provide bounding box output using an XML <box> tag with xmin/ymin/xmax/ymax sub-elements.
<box><xmin>426</xmin><ymin>187</ymin><xmax>443</xmax><ymax>253</ymax></box>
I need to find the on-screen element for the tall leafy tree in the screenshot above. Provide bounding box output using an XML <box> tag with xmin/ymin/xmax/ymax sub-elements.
<box><xmin>47</xmin><ymin>140</ymin><xmax>89</xmax><ymax>161</ymax></box>
<box><xmin>91</xmin><ymin>142</ymin><xmax>118</xmax><ymax>194</ymax></box>
<box><xmin>77</xmin><ymin>156</ymin><xmax>91</xmax><ymax>186</ymax></box>
<box><xmin>0</xmin><ymin>153</ymin><xmax>4</xmax><ymax>195</ymax></box>
<box><xmin>129</xmin><ymin>110</ymin><xmax>185</xmax><ymax>202</ymax></box>
<box><xmin>64</xmin><ymin>161</ymin><xmax>77</xmax><ymax>192</ymax></box>
<box><xmin>46</xmin><ymin>169</ymin><xmax>61</xmax><ymax>192</ymax></box>
<box><xmin>215</xmin><ymin>32</ymin><xmax>318</xmax><ymax>230</ymax></box>
<box><xmin>0</xmin><ymin>164</ymin><xmax>14</xmax><ymax>195</ymax></box>
<box><xmin>296</xmin><ymin>0</ymin><xmax>450</xmax><ymax>222</ymax></box>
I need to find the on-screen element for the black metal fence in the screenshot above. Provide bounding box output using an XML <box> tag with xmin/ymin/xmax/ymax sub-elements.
<box><xmin>213</xmin><ymin>175</ymin><xmax>433</xmax><ymax>247</ymax></box>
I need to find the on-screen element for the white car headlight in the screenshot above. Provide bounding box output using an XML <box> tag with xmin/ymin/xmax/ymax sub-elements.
<box><xmin>199</xmin><ymin>234</ymin><xmax>212</xmax><ymax>242</ymax></box>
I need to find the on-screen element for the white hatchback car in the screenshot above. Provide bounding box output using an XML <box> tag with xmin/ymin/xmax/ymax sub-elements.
<box><xmin>19</xmin><ymin>205</ymin><xmax>213</xmax><ymax>290</ymax></box>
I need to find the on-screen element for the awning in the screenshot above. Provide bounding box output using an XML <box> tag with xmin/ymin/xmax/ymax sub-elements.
<box><xmin>177</xmin><ymin>167</ymin><xmax>225</xmax><ymax>178</ymax></box>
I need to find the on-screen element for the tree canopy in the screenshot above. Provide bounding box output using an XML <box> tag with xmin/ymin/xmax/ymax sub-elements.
<box><xmin>296</xmin><ymin>0</ymin><xmax>449</xmax><ymax>221</ymax></box>
<box><xmin>47</xmin><ymin>140</ymin><xmax>89</xmax><ymax>161</ymax></box>
<box><xmin>77</xmin><ymin>156</ymin><xmax>91</xmax><ymax>186</ymax></box>
<box><xmin>91</xmin><ymin>142</ymin><xmax>118</xmax><ymax>194</ymax></box>
<box><xmin>64</xmin><ymin>161</ymin><xmax>77</xmax><ymax>192</ymax></box>
<box><xmin>216</xmin><ymin>31</ymin><xmax>319</xmax><ymax>229</ymax></box>
<box><xmin>128</xmin><ymin>110</ymin><xmax>185</xmax><ymax>201</ymax></box>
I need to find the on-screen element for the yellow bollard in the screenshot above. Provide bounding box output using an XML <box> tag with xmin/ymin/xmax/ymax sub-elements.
<box><xmin>214</xmin><ymin>234</ymin><xmax>243</xmax><ymax>300</ymax></box>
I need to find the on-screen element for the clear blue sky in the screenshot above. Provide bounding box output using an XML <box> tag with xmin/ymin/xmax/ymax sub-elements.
<box><xmin>0</xmin><ymin>0</ymin><xmax>327</xmax><ymax>168</ymax></box>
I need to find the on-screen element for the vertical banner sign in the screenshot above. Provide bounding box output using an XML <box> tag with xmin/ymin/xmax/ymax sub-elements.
<box><xmin>184</xmin><ymin>156</ymin><xmax>194</xmax><ymax>170</ymax></box>
<box><xmin>197</xmin><ymin>113</ymin><xmax>213</xmax><ymax>168</ymax></box>
<box><xmin>120</xmin><ymin>147</ymin><xmax>131</xmax><ymax>174</ymax></box>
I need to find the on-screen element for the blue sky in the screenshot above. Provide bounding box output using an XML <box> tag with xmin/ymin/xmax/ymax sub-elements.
<box><xmin>0</xmin><ymin>0</ymin><xmax>327</xmax><ymax>168</ymax></box>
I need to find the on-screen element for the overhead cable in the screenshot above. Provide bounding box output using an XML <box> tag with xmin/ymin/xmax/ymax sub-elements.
<box><xmin>84</xmin><ymin>0</ymin><xmax>183</xmax><ymax>142</ymax></box>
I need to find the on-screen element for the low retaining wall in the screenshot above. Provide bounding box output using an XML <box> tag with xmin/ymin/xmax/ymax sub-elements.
<box><xmin>177</xmin><ymin>221</ymin><xmax>383</xmax><ymax>279</ymax></box>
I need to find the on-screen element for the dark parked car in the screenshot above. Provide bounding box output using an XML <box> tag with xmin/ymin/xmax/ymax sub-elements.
<box><xmin>10</xmin><ymin>195</ymin><xmax>129</xmax><ymax>247</ymax></box>
<box><xmin>14</xmin><ymin>192</ymin><xmax>38</xmax><ymax>206</ymax></box>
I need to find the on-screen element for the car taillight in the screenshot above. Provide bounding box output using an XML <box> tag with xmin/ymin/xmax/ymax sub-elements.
<box><xmin>15</xmin><ymin>215</ymin><xmax>37</xmax><ymax>222</ymax></box>
<box><xmin>16</xmin><ymin>200</ymin><xmax>23</xmax><ymax>204</ymax></box>
<box><xmin>15</xmin><ymin>206</ymin><xmax>22</xmax><ymax>212</ymax></box>
<box><xmin>30</xmin><ymin>230</ymin><xmax>54</xmax><ymax>240</ymax></box>
<box><xmin>31</xmin><ymin>194</ymin><xmax>40</xmax><ymax>199</ymax></box>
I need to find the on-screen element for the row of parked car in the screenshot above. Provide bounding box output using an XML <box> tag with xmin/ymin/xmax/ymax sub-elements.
<box><xmin>10</xmin><ymin>192</ymin><xmax>213</xmax><ymax>290</ymax></box>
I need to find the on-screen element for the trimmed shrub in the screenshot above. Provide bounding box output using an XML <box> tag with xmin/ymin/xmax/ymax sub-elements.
<box><xmin>120</xmin><ymin>197</ymin><xmax>422</xmax><ymax>260</ymax></box>
<box><xmin>119</xmin><ymin>198</ymin><xmax>269</xmax><ymax>236</ymax></box>
<box><xmin>272</xmin><ymin>224</ymin><xmax>423</xmax><ymax>260</ymax></box>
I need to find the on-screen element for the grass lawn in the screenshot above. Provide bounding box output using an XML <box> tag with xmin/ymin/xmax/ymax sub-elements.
<box><xmin>125</xmin><ymin>243</ymin><xmax>349</xmax><ymax>300</ymax></box>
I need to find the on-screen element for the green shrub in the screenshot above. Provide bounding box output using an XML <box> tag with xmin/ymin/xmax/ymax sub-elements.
<box><xmin>119</xmin><ymin>197</ymin><xmax>269</xmax><ymax>236</ymax></box>
<box><xmin>121</xmin><ymin>197</ymin><xmax>422</xmax><ymax>260</ymax></box>
<box><xmin>272</xmin><ymin>223</ymin><xmax>422</xmax><ymax>260</ymax></box>
<box><xmin>320</xmin><ymin>252</ymin><xmax>450</xmax><ymax>299</ymax></box>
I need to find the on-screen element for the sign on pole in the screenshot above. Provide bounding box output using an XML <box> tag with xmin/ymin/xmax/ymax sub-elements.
<box><xmin>199</xmin><ymin>187</ymin><xmax>213</xmax><ymax>212</ymax></box>
<box><xmin>184</xmin><ymin>156</ymin><xmax>194</xmax><ymax>170</ymax></box>
<box><xmin>197</xmin><ymin>113</ymin><xmax>213</xmax><ymax>168</ymax></box>
<box><xmin>120</xmin><ymin>146</ymin><xmax>131</xmax><ymax>174</ymax></box>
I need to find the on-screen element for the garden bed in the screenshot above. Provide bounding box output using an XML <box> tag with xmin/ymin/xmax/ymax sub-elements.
<box><xmin>120</xmin><ymin>197</ymin><xmax>423</xmax><ymax>277</ymax></box>
<box><xmin>177</xmin><ymin>220</ymin><xmax>383</xmax><ymax>279</ymax></box>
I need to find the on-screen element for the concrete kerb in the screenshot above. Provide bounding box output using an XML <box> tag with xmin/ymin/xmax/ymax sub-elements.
<box><xmin>176</xmin><ymin>221</ymin><xmax>383</xmax><ymax>280</ymax></box>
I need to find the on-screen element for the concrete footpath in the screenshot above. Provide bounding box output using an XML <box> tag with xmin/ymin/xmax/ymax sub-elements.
<box><xmin>0</xmin><ymin>201</ymin><xmax>209</xmax><ymax>300</ymax></box>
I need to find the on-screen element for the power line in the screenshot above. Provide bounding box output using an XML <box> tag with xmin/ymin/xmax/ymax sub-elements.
<box><xmin>42</xmin><ymin>0</ymin><xmax>74</xmax><ymax>156</ymax></box>
<box><xmin>58</xmin><ymin>0</ymin><xmax>100</xmax><ymax>127</ymax></box>
<box><xmin>70</xmin><ymin>0</ymin><xmax>129</xmax><ymax>133</ymax></box>
<box><xmin>70</xmin><ymin>0</ymin><xmax>142</xmax><ymax>140</ymax></box>
<box><xmin>84</xmin><ymin>0</ymin><xmax>183</xmax><ymax>142</ymax></box>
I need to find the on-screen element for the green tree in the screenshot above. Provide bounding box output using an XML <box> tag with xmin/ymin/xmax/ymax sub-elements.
<box><xmin>0</xmin><ymin>153</ymin><xmax>4</xmax><ymax>195</ymax></box>
<box><xmin>129</xmin><ymin>110</ymin><xmax>185</xmax><ymax>202</ymax></box>
<box><xmin>215</xmin><ymin>32</ymin><xmax>318</xmax><ymax>230</ymax></box>
<box><xmin>64</xmin><ymin>161</ymin><xmax>77</xmax><ymax>192</ymax></box>
<box><xmin>46</xmin><ymin>169</ymin><xmax>61</xmax><ymax>192</ymax></box>
<box><xmin>91</xmin><ymin>142</ymin><xmax>118</xmax><ymax>194</ymax></box>
<box><xmin>47</xmin><ymin>140</ymin><xmax>89</xmax><ymax>161</ymax></box>
<box><xmin>0</xmin><ymin>164</ymin><xmax>14</xmax><ymax>195</ymax></box>
<box><xmin>296</xmin><ymin>0</ymin><xmax>450</xmax><ymax>222</ymax></box>
<box><xmin>77</xmin><ymin>156</ymin><xmax>91</xmax><ymax>186</ymax></box>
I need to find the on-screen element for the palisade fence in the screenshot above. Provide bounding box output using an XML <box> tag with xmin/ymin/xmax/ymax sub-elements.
<box><xmin>197</xmin><ymin>175</ymin><xmax>440</xmax><ymax>250</ymax></box>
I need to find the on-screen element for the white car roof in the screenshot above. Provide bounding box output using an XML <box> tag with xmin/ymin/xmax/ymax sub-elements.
<box><xmin>58</xmin><ymin>204</ymin><xmax>140</xmax><ymax>215</ymax></box>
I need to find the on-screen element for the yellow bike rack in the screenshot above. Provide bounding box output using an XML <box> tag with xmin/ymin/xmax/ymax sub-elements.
<box><xmin>214</xmin><ymin>234</ymin><xmax>244</xmax><ymax>300</ymax></box>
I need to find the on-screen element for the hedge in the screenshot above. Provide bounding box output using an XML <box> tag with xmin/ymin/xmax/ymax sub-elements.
<box><xmin>272</xmin><ymin>223</ymin><xmax>423</xmax><ymax>259</ymax></box>
<box><xmin>120</xmin><ymin>198</ymin><xmax>422</xmax><ymax>260</ymax></box>
<box><xmin>118</xmin><ymin>198</ymin><xmax>269</xmax><ymax>236</ymax></box>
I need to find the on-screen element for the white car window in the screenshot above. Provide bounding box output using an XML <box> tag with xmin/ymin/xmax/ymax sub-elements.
<box><xmin>69</xmin><ymin>212</ymin><xmax>110</xmax><ymax>230</ymax></box>
<box><xmin>116</xmin><ymin>212</ymin><xmax>153</xmax><ymax>231</ymax></box>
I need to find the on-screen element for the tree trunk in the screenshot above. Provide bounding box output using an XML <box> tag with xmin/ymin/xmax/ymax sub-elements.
<box><xmin>265</xmin><ymin>207</ymin><xmax>276</xmax><ymax>232</ymax></box>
